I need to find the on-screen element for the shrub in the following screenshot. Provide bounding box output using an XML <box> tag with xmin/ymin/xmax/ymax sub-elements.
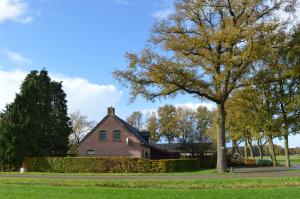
<box><xmin>199</xmin><ymin>156</ymin><xmax>217</xmax><ymax>168</ymax></box>
<box><xmin>154</xmin><ymin>159</ymin><xmax>200</xmax><ymax>172</ymax></box>
<box><xmin>256</xmin><ymin>159</ymin><xmax>273</xmax><ymax>167</ymax></box>
<box><xmin>228</xmin><ymin>156</ymin><xmax>273</xmax><ymax>167</ymax></box>
<box><xmin>23</xmin><ymin>157</ymin><xmax>200</xmax><ymax>173</ymax></box>
<box><xmin>243</xmin><ymin>158</ymin><xmax>257</xmax><ymax>166</ymax></box>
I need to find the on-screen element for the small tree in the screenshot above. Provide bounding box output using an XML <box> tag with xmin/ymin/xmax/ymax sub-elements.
<box><xmin>127</xmin><ymin>111</ymin><xmax>143</xmax><ymax>130</ymax></box>
<box><xmin>70</xmin><ymin>111</ymin><xmax>96</xmax><ymax>147</ymax></box>
<box><xmin>158</xmin><ymin>105</ymin><xmax>180</xmax><ymax>144</ymax></box>
<box><xmin>146</xmin><ymin>112</ymin><xmax>160</xmax><ymax>143</ymax></box>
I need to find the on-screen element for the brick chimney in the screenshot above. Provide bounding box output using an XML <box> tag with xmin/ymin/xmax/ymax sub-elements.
<box><xmin>107</xmin><ymin>107</ymin><xmax>115</xmax><ymax>116</ymax></box>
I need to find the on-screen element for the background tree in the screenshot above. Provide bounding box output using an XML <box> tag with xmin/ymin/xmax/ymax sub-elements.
<box><xmin>146</xmin><ymin>112</ymin><xmax>160</xmax><ymax>143</ymax></box>
<box><xmin>177</xmin><ymin>107</ymin><xmax>198</xmax><ymax>156</ymax></box>
<box><xmin>177</xmin><ymin>106</ymin><xmax>212</xmax><ymax>156</ymax></box>
<box><xmin>268</xmin><ymin>28</ymin><xmax>300</xmax><ymax>167</ymax></box>
<box><xmin>0</xmin><ymin>70</ymin><xmax>71</xmax><ymax>166</ymax></box>
<box><xmin>113</xmin><ymin>0</ymin><xmax>294</xmax><ymax>172</ymax></box>
<box><xmin>69</xmin><ymin>111</ymin><xmax>96</xmax><ymax>147</ymax></box>
<box><xmin>158</xmin><ymin>105</ymin><xmax>179</xmax><ymax>144</ymax></box>
<box><xmin>195</xmin><ymin>106</ymin><xmax>212</xmax><ymax>143</ymax></box>
<box><xmin>127</xmin><ymin>111</ymin><xmax>143</xmax><ymax>130</ymax></box>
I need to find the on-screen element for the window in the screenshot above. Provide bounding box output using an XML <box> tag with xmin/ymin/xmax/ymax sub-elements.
<box><xmin>113</xmin><ymin>130</ymin><xmax>121</xmax><ymax>142</ymax></box>
<box><xmin>87</xmin><ymin>149</ymin><xmax>95</xmax><ymax>156</ymax></box>
<box><xmin>99</xmin><ymin>131</ymin><xmax>107</xmax><ymax>142</ymax></box>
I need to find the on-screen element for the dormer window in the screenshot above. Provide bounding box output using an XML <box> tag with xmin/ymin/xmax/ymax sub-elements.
<box><xmin>113</xmin><ymin>130</ymin><xmax>121</xmax><ymax>142</ymax></box>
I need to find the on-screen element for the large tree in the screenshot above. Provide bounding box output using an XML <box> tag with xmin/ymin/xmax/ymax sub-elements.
<box><xmin>0</xmin><ymin>70</ymin><xmax>71</xmax><ymax>165</ymax></box>
<box><xmin>114</xmin><ymin>0</ymin><xmax>294</xmax><ymax>172</ymax></box>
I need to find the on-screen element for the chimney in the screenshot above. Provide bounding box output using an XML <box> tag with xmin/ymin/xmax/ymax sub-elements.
<box><xmin>107</xmin><ymin>107</ymin><xmax>115</xmax><ymax>116</ymax></box>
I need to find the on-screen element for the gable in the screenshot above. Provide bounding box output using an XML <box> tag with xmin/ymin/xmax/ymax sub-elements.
<box><xmin>79</xmin><ymin>115</ymin><xmax>143</xmax><ymax>146</ymax></box>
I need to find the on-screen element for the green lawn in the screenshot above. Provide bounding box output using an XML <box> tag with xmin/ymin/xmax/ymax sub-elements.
<box><xmin>1</xmin><ymin>168</ymin><xmax>218</xmax><ymax>176</ymax></box>
<box><xmin>276</xmin><ymin>155</ymin><xmax>300</xmax><ymax>165</ymax></box>
<box><xmin>0</xmin><ymin>174</ymin><xmax>300</xmax><ymax>198</ymax></box>
<box><xmin>1</xmin><ymin>185</ymin><xmax>300</xmax><ymax>199</ymax></box>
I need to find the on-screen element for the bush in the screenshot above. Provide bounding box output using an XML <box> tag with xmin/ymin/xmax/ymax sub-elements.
<box><xmin>256</xmin><ymin>159</ymin><xmax>273</xmax><ymax>167</ymax></box>
<box><xmin>228</xmin><ymin>156</ymin><xmax>273</xmax><ymax>167</ymax></box>
<box><xmin>199</xmin><ymin>156</ymin><xmax>217</xmax><ymax>168</ymax></box>
<box><xmin>23</xmin><ymin>157</ymin><xmax>200</xmax><ymax>173</ymax></box>
<box><xmin>154</xmin><ymin>159</ymin><xmax>200</xmax><ymax>172</ymax></box>
<box><xmin>0</xmin><ymin>162</ymin><xmax>18</xmax><ymax>172</ymax></box>
<box><xmin>243</xmin><ymin>158</ymin><xmax>256</xmax><ymax>166</ymax></box>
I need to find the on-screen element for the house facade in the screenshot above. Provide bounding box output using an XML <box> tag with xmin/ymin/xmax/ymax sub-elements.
<box><xmin>79</xmin><ymin>107</ymin><xmax>177</xmax><ymax>159</ymax></box>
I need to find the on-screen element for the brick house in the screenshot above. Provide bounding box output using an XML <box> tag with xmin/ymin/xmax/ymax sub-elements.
<box><xmin>78</xmin><ymin>107</ymin><xmax>178</xmax><ymax>159</ymax></box>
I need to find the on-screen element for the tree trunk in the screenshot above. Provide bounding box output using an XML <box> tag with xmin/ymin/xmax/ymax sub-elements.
<box><xmin>244</xmin><ymin>140</ymin><xmax>248</xmax><ymax>158</ymax></box>
<box><xmin>247</xmin><ymin>139</ymin><xmax>254</xmax><ymax>158</ymax></box>
<box><xmin>257</xmin><ymin>140</ymin><xmax>263</xmax><ymax>159</ymax></box>
<box><xmin>191</xmin><ymin>142</ymin><xmax>195</xmax><ymax>157</ymax></box>
<box><xmin>284</xmin><ymin>134</ymin><xmax>290</xmax><ymax>167</ymax></box>
<box><xmin>232</xmin><ymin>140</ymin><xmax>238</xmax><ymax>154</ymax></box>
<box><xmin>216</xmin><ymin>103</ymin><xmax>227</xmax><ymax>173</ymax></box>
<box><xmin>267</xmin><ymin>136</ymin><xmax>277</xmax><ymax>166</ymax></box>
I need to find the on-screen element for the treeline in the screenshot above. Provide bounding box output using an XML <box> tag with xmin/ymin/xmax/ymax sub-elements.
<box><xmin>127</xmin><ymin>105</ymin><xmax>213</xmax><ymax>156</ymax></box>
<box><xmin>224</xmin><ymin>27</ymin><xmax>300</xmax><ymax>167</ymax></box>
<box><xmin>0</xmin><ymin>70</ymin><xmax>72</xmax><ymax>166</ymax></box>
<box><xmin>228</xmin><ymin>145</ymin><xmax>299</xmax><ymax>157</ymax></box>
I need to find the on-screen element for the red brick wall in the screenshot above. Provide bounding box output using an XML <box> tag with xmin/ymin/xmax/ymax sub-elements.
<box><xmin>78</xmin><ymin>116</ymin><xmax>150</xmax><ymax>158</ymax></box>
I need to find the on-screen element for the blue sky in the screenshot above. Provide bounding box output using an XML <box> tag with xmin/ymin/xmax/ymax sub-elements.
<box><xmin>0</xmin><ymin>0</ymin><xmax>299</xmax><ymax>147</ymax></box>
<box><xmin>0</xmin><ymin>0</ymin><xmax>205</xmax><ymax>119</ymax></box>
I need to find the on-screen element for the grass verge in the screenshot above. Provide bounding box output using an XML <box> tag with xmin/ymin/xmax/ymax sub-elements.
<box><xmin>0</xmin><ymin>184</ymin><xmax>300</xmax><ymax>199</ymax></box>
<box><xmin>1</xmin><ymin>177</ymin><xmax>300</xmax><ymax>189</ymax></box>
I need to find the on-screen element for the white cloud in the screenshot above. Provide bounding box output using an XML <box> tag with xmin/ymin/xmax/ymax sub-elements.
<box><xmin>152</xmin><ymin>0</ymin><xmax>175</xmax><ymax>19</ymax></box>
<box><xmin>52</xmin><ymin>75</ymin><xmax>123</xmax><ymax>121</ymax></box>
<box><xmin>275</xmin><ymin>1</ymin><xmax>300</xmax><ymax>29</ymax></box>
<box><xmin>174</xmin><ymin>102</ymin><xmax>216</xmax><ymax>111</ymax></box>
<box><xmin>0</xmin><ymin>69</ymin><xmax>26</xmax><ymax>111</ymax></box>
<box><xmin>153</xmin><ymin>8</ymin><xmax>174</xmax><ymax>19</ymax></box>
<box><xmin>0</xmin><ymin>69</ymin><xmax>123</xmax><ymax>121</ymax></box>
<box><xmin>114</xmin><ymin>0</ymin><xmax>129</xmax><ymax>6</ymax></box>
<box><xmin>2</xmin><ymin>49</ymin><xmax>32</xmax><ymax>65</ymax></box>
<box><xmin>0</xmin><ymin>0</ymin><xmax>33</xmax><ymax>24</ymax></box>
<box><xmin>141</xmin><ymin>101</ymin><xmax>216</xmax><ymax>116</ymax></box>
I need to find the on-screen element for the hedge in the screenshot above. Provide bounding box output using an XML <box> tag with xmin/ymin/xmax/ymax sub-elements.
<box><xmin>23</xmin><ymin>157</ymin><xmax>200</xmax><ymax>173</ymax></box>
<box><xmin>229</xmin><ymin>156</ymin><xmax>273</xmax><ymax>167</ymax></box>
<box><xmin>256</xmin><ymin>159</ymin><xmax>273</xmax><ymax>167</ymax></box>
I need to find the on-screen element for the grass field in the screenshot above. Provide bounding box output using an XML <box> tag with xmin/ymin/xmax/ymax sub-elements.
<box><xmin>2</xmin><ymin>168</ymin><xmax>218</xmax><ymax>176</ymax></box>
<box><xmin>0</xmin><ymin>176</ymin><xmax>300</xmax><ymax>198</ymax></box>
<box><xmin>276</xmin><ymin>155</ymin><xmax>300</xmax><ymax>165</ymax></box>
<box><xmin>1</xmin><ymin>185</ymin><xmax>300</xmax><ymax>199</ymax></box>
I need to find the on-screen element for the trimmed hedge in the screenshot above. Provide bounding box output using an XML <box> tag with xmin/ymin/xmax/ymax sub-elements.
<box><xmin>256</xmin><ymin>159</ymin><xmax>273</xmax><ymax>167</ymax></box>
<box><xmin>23</xmin><ymin>157</ymin><xmax>200</xmax><ymax>173</ymax></box>
<box><xmin>0</xmin><ymin>162</ymin><xmax>18</xmax><ymax>172</ymax></box>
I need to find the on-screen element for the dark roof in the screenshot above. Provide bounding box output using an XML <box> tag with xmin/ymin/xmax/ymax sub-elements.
<box><xmin>114</xmin><ymin>116</ymin><xmax>149</xmax><ymax>145</ymax></box>
<box><xmin>154</xmin><ymin>143</ymin><xmax>215</xmax><ymax>154</ymax></box>
<box><xmin>139</xmin><ymin>131</ymin><xmax>150</xmax><ymax>137</ymax></box>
